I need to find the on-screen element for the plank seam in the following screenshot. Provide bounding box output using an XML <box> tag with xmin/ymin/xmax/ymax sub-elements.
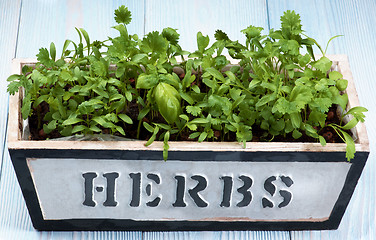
<box><xmin>143</xmin><ymin>0</ymin><xmax>146</xmax><ymax>36</ymax></box>
<box><xmin>0</xmin><ymin>100</ymin><xmax>9</xmax><ymax>187</ymax></box>
<box><xmin>265</xmin><ymin>0</ymin><xmax>271</xmax><ymax>31</ymax></box>
<box><xmin>13</xmin><ymin>0</ymin><xmax>23</xmax><ymax>58</ymax></box>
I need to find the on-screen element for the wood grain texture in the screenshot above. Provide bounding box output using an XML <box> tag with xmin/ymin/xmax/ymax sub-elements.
<box><xmin>1</xmin><ymin>0</ymin><xmax>376</xmax><ymax>239</ymax></box>
<box><xmin>267</xmin><ymin>1</ymin><xmax>376</xmax><ymax>239</ymax></box>
<box><xmin>16</xmin><ymin>0</ymin><xmax>145</xmax><ymax>58</ymax></box>
<box><xmin>0</xmin><ymin>0</ymin><xmax>21</xmax><ymax>178</ymax></box>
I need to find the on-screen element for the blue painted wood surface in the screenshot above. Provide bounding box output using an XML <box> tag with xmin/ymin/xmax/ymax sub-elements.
<box><xmin>0</xmin><ymin>0</ymin><xmax>375</xmax><ymax>239</ymax></box>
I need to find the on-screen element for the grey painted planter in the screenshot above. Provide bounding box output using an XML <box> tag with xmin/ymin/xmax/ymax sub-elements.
<box><xmin>8</xmin><ymin>56</ymin><xmax>369</xmax><ymax>231</ymax></box>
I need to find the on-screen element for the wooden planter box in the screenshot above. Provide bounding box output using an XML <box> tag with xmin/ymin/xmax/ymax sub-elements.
<box><xmin>8</xmin><ymin>55</ymin><xmax>369</xmax><ymax>231</ymax></box>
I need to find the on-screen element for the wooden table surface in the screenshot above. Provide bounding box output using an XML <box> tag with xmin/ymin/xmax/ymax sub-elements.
<box><xmin>1</xmin><ymin>0</ymin><xmax>375</xmax><ymax>239</ymax></box>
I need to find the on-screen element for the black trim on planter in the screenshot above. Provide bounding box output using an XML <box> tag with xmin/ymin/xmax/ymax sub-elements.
<box><xmin>8</xmin><ymin>149</ymin><xmax>369</xmax><ymax>231</ymax></box>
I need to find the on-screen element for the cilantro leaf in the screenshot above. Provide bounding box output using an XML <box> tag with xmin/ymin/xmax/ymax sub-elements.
<box><xmin>214</xmin><ymin>30</ymin><xmax>229</xmax><ymax>41</ymax></box>
<box><xmin>313</xmin><ymin>56</ymin><xmax>332</xmax><ymax>73</ymax></box>
<box><xmin>141</xmin><ymin>31</ymin><xmax>168</xmax><ymax>54</ymax></box>
<box><xmin>114</xmin><ymin>5</ymin><xmax>132</xmax><ymax>25</ymax></box>
<box><xmin>241</xmin><ymin>25</ymin><xmax>263</xmax><ymax>39</ymax></box>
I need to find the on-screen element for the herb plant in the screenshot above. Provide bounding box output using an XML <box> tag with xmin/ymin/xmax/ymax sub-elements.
<box><xmin>7</xmin><ymin>6</ymin><xmax>367</xmax><ymax>161</ymax></box>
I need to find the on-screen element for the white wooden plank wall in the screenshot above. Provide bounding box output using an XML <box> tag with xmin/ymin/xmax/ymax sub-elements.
<box><xmin>0</xmin><ymin>0</ymin><xmax>375</xmax><ymax>239</ymax></box>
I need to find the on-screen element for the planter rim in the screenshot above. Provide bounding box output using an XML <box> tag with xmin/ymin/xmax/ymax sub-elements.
<box><xmin>7</xmin><ymin>55</ymin><xmax>370</xmax><ymax>154</ymax></box>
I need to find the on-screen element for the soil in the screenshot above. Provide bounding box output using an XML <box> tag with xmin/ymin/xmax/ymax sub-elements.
<box><xmin>27</xmin><ymin>101</ymin><xmax>349</xmax><ymax>144</ymax></box>
<box><xmin>27</xmin><ymin>71</ymin><xmax>350</xmax><ymax>143</ymax></box>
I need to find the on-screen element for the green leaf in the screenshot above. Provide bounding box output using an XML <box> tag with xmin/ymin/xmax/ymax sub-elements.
<box><xmin>214</xmin><ymin>29</ymin><xmax>229</xmax><ymax>41</ymax></box>
<box><xmin>138</xmin><ymin>107</ymin><xmax>150</xmax><ymax>120</ymax></box>
<box><xmin>256</xmin><ymin>93</ymin><xmax>277</xmax><ymax>108</ymax></box>
<box><xmin>109</xmin><ymin>93</ymin><xmax>123</xmax><ymax>102</ymax></box>
<box><xmin>141</xmin><ymin>31</ymin><xmax>168</xmax><ymax>54</ymax></box>
<box><xmin>92</xmin><ymin>116</ymin><xmax>115</xmax><ymax>128</ymax></box>
<box><xmin>205</xmin><ymin>68</ymin><xmax>225</xmax><ymax>82</ymax></box>
<box><xmin>7</xmin><ymin>81</ymin><xmax>21</xmax><ymax>95</ymax></box>
<box><xmin>60</xmin><ymin>126</ymin><xmax>73</xmax><ymax>136</ymax></box>
<box><xmin>289</xmin><ymin>85</ymin><xmax>313</xmax><ymax>109</ymax></box>
<box><xmin>62</xmin><ymin>117</ymin><xmax>83</xmax><ymax>126</ymax></box>
<box><xmin>72</xmin><ymin>125</ymin><xmax>87</xmax><ymax>134</ymax></box>
<box><xmin>339</xmin><ymin>129</ymin><xmax>355</xmax><ymax>161</ymax></box>
<box><xmin>93</xmin><ymin>88</ymin><xmax>109</xmax><ymax>98</ymax></box>
<box><xmin>34</xmin><ymin>95</ymin><xmax>49</xmax><ymax>108</ymax></box>
<box><xmin>329</xmin><ymin>71</ymin><xmax>343</xmax><ymax>81</ymax></box>
<box><xmin>132</xmin><ymin>54</ymin><xmax>148</xmax><ymax>63</ymax></box>
<box><xmin>304</xmin><ymin>124</ymin><xmax>319</xmax><ymax>138</ymax></box>
<box><xmin>343</xmin><ymin>106</ymin><xmax>368</xmax><ymax>124</ymax></box>
<box><xmin>89</xmin><ymin>125</ymin><xmax>102</xmax><ymax>132</ymax></box>
<box><xmin>154</xmin><ymin>82</ymin><xmax>181</xmax><ymax>124</ymax></box>
<box><xmin>324</xmin><ymin>35</ymin><xmax>343</xmax><ymax>55</ymax></box>
<box><xmin>189</xmin><ymin>132</ymin><xmax>201</xmax><ymax>139</ymax></box>
<box><xmin>79</xmin><ymin>28</ymin><xmax>90</xmax><ymax>55</ymax></box>
<box><xmin>313</xmin><ymin>56</ymin><xmax>332</xmax><ymax>73</ymax></box>
<box><xmin>61</xmin><ymin>39</ymin><xmax>73</xmax><ymax>58</ymax></box>
<box><xmin>145</xmin><ymin>126</ymin><xmax>159</xmax><ymax>146</ymax></box>
<box><xmin>163</xmin><ymin>131</ymin><xmax>170</xmax><ymax>161</ymax></box>
<box><xmin>241</xmin><ymin>25</ymin><xmax>263</xmax><ymax>39</ymax></box>
<box><xmin>118</xmin><ymin>114</ymin><xmax>133</xmax><ymax>124</ymax></box>
<box><xmin>162</xmin><ymin>27</ymin><xmax>180</xmax><ymax>45</ymax></box>
<box><xmin>280</xmin><ymin>10</ymin><xmax>302</xmax><ymax>35</ymax></box>
<box><xmin>341</xmin><ymin>117</ymin><xmax>358</xmax><ymax>130</ymax></box>
<box><xmin>192</xmin><ymin>85</ymin><xmax>200</xmax><ymax>93</ymax></box>
<box><xmin>319</xmin><ymin>136</ymin><xmax>327</xmax><ymax>146</ymax></box>
<box><xmin>336</xmin><ymin>79</ymin><xmax>348</xmax><ymax>91</ymax></box>
<box><xmin>37</xmin><ymin>47</ymin><xmax>54</xmax><ymax>68</ymax></box>
<box><xmin>180</xmin><ymin>92</ymin><xmax>194</xmax><ymax>105</ymax></box>
<box><xmin>292</xmin><ymin>129</ymin><xmax>302</xmax><ymax>139</ymax></box>
<box><xmin>197</xmin><ymin>32</ymin><xmax>210</xmax><ymax>52</ymax></box>
<box><xmin>114</xmin><ymin>5</ymin><xmax>132</xmax><ymax>25</ymax></box>
<box><xmin>143</xmin><ymin>122</ymin><xmax>154</xmax><ymax>133</ymax></box>
<box><xmin>115</xmin><ymin>126</ymin><xmax>126</xmax><ymax>136</ymax></box>
<box><xmin>186</xmin><ymin>106</ymin><xmax>201</xmax><ymax>117</ymax></box>
<box><xmin>290</xmin><ymin>112</ymin><xmax>302</xmax><ymax>128</ymax></box>
<box><xmin>91</xmin><ymin>58</ymin><xmax>108</xmax><ymax>77</ymax></box>
<box><xmin>198</xmin><ymin>131</ymin><xmax>208</xmax><ymax>142</ymax></box>
<box><xmin>308</xmin><ymin>110</ymin><xmax>326</xmax><ymax>127</ymax></box>
<box><xmin>21</xmin><ymin>94</ymin><xmax>31</xmax><ymax>120</ymax></box>
<box><xmin>112</xmin><ymin>24</ymin><xmax>128</xmax><ymax>38</ymax></box>
<box><xmin>189</xmin><ymin>118</ymin><xmax>209</xmax><ymax>124</ymax></box>
<box><xmin>182</xmin><ymin>70</ymin><xmax>194</xmax><ymax>89</ymax></box>
<box><xmin>50</xmin><ymin>42</ymin><xmax>56</xmax><ymax>61</ymax></box>
<box><xmin>136</xmin><ymin>73</ymin><xmax>158</xmax><ymax>89</ymax></box>
<box><xmin>248</xmin><ymin>79</ymin><xmax>260</xmax><ymax>89</ymax></box>
<box><xmin>46</xmin><ymin>120</ymin><xmax>57</xmax><ymax>131</ymax></box>
<box><xmin>344</xmin><ymin>106</ymin><xmax>368</xmax><ymax>117</ymax></box>
<box><xmin>7</xmin><ymin>74</ymin><xmax>21</xmax><ymax>82</ymax></box>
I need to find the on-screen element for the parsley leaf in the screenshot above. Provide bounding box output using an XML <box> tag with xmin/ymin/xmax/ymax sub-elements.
<box><xmin>280</xmin><ymin>10</ymin><xmax>302</xmax><ymax>36</ymax></box>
